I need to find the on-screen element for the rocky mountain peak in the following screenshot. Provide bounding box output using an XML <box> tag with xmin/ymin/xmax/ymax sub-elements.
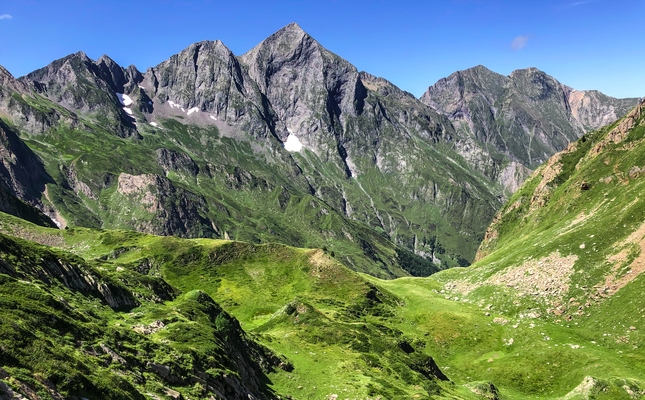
<box><xmin>17</xmin><ymin>51</ymin><xmax>138</xmax><ymax>137</ymax></box>
<box><xmin>421</xmin><ymin>65</ymin><xmax>639</xmax><ymax>195</ymax></box>
<box><xmin>141</xmin><ymin>38</ymin><xmax>271</xmax><ymax>130</ymax></box>
<box><xmin>508</xmin><ymin>67</ymin><xmax>565</xmax><ymax>101</ymax></box>
<box><xmin>265</xmin><ymin>22</ymin><xmax>309</xmax><ymax>46</ymax></box>
<box><xmin>236</xmin><ymin>23</ymin><xmax>356</xmax><ymax>151</ymax></box>
<box><xmin>22</xmin><ymin>51</ymin><xmax>93</xmax><ymax>88</ymax></box>
<box><xmin>240</xmin><ymin>23</ymin><xmax>319</xmax><ymax>73</ymax></box>
<box><xmin>283</xmin><ymin>22</ymin><xmax>305</xmax><ymax>33</ymax></box>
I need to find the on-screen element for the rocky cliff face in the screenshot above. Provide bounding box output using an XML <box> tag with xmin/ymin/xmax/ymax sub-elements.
<box><xmin>421</xmin><ymin>66</ymin><xmax>638</xmax><ymax>193</ymax></box>
<box><xmin>0</xmin><ymin>119</ymin><xmax>57</xmax><ymax>227</ymax></box>
<box><xmin>141</xmin><ymin>40</ymin><xmax>276</xmax><ymax>138</ymax></box>
<box><xmin>111</xmin><ymin>172</ymin><xmax>216</xmax><ymax>238</ymax></box>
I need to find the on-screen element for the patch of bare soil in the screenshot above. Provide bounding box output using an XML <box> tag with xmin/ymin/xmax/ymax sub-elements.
<box><xmin>602</xmin><ymin>220</ymin><xmax>645</xmax><ymax>296</ymax></box>
<box><xmin>448</xmin><ymin>251</ymin><xmax>578</xmax><ymax>303</ymax></box>
<box><xmin>487</xmin><ymin>251</ymin><xmax>578</xmax><ymax>302</ymax></box>
<box><xmin>309</xmin><ymin>249</ymin><xmax>338</xmax><ymax>279</ymax></box>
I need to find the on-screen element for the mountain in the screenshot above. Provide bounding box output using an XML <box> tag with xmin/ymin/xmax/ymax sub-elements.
<box><xmin>421</xmin><ymin>65</ymin><xmax>638</xmax><ymax>194</ymax></box>
<box><xmin>0</xmin><ymin>23</ymin><xmax>636</xmax><ymax>277</ymax></box>
<box><xmin>0</xmin><ymin>23</ymin><xmax>499</xmax><ymax>274</ymax></box>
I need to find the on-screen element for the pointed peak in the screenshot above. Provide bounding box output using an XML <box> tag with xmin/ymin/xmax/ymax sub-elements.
<box><xmin>282</xmin><ymin>22</ymin><xmax>304</xmax><ymax>33</ymax></box>
<box><xmin>71</xmin><ymin>51</ymin><xmax>92</xmax><ymax>63</ymax></box>
<box><xmin>97</xmin><ymin>54</ymin><xmax>118</xmax><ymax>66</ymax></box>
<box><xmin>269</xmin><ymin>22</ymin><xmax>310</xmax><ymax>42</ymax></box>
<box><xmin>241</xmin><ymin>23</ymin><xmax>316</xmax><ymax>62</ymax></box>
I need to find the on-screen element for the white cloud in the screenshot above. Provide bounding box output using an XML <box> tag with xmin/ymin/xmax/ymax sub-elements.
<box><xmin>561</xmin><ymin>0</ymin><xmax>595</xmax><ymax>8</ymax></box>
<box><xmin>511</xmin><ymin>35</ymin><xmax>529</xmax><ymax>51</ymax></box>
<box><xmin>0</xmin><ymin>14</ymin><xmax>12</xmax><ymax>20</ymax></box>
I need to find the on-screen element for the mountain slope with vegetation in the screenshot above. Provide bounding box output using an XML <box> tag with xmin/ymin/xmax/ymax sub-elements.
<box><xmin>0</xmin><ymin>226</ymin><xmax>285</xmax><ymax>399</ymax></box>
<box><xmin>0</xmin><ymin>212</ymin><xmax>467</xmax><ymax>399</ymax></box>
<box><xmin>433</xmin><ymin>99</ymin><xmax>645</xmax><ymax>398</ymax></box>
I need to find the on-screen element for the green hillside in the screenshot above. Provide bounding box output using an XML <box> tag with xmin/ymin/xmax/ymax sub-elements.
<box><xmin>433</xmin><ymin>100</ymin><xmax>645</xmax><ymax>398</ymax></box>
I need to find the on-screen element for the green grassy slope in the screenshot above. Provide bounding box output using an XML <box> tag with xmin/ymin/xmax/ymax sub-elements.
<box><xmin>3</xmin><ymin>205</ymin><xmax>645</xmax><ymax>399</ymax></box>
<box><xmin>0</xmin><ymin>225</ymin><xmax>291</xmax><ymax>399</ymax></box>
<box><xmin>0</xmin><ymin>214</ymin><xmax>459</xmax><ymax>399</ymax></box>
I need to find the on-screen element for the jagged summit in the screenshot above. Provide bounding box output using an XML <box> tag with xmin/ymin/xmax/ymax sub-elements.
<box><xmin>279</xmin><ymin>22</ymin><xmax>305</xmax><ymax>33</ymax></box>
<box><xmin>240</xmin><ymin>22</ymin><xmax>319</xmax><ymax>67</ymax></box>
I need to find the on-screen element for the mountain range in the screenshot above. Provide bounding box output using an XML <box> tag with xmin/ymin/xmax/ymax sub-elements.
<box><xmin>1</xmin><ymin>23</ymin><xmax>644</xmax><ymax>399</ymax></box>
<box><xmin>0</xmin><ymin>23</ymin><xmax>637</xmax><ymax>279</ymax></box>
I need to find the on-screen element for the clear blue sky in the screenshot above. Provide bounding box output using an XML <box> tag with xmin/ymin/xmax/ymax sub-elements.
<box><xmin>0</xmin><ymin>0</ymin><xmax>643</xmax><ymax>98</ymax></box>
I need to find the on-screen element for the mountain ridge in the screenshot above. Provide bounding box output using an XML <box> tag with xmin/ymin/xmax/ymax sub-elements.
<box><xmin>421</xmin><ymin>65</ymin><xmax>638</xmax><ymax>194</ymax></box>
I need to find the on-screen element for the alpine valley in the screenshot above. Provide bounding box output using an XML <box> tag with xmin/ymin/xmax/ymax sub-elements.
<box><xmin>0</xmin><ymin>23</ymin><xmax>643</xmax><ymax>399</ymax></box>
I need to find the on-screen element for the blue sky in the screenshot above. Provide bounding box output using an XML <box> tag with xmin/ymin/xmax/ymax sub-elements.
<box><xmin>0</xmin><ymin>0</ymin><xmax>643</xmax><ymax>98</ymax></box>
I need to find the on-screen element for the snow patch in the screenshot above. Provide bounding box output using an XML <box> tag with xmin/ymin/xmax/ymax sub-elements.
<box><xmin>123</xmin><ymin>107</ymin><xmax>133</xmax><ymax>115</ymax></box>
<box><xmin>187</xmin><ymin>107</ymin><xmax>199</xmax><ymax>115</ymax></box>
<box><xmin>116</xmin><ymin>93</ymin><xmax>133</xmax><ymax>106</ymax></box>
<box><xmin>209</xmin><ymin>115</ymin><xmax>217</xmax><ymax>121</ymax></box>
<box><xmin>150</xmin><ymin>122</ymin><xmax>158</xmax><ymax>127</ymax></box>
<box><xmin>168</xmin><ymin>100</ymin><xmax>181</xmax><ymax>109</ymax></box>
<box><xmin>284</xmin><ymin>134</ymin><xmax>303</xmax><ymax>152</ymax></box>
<box><xmin>138</xmin><ymin>85</ymin><xmax>145</xmax><ymax>89</ymax></box>
<box><xmin>52</xmin><ymin>218</ymin><xmax>62</xmax><ymax>228</ymax></box>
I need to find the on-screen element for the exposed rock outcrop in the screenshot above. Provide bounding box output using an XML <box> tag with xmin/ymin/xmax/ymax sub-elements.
<box><xmin>0</xmin><ymin>233</ymin><xmax>137</xmax><ymax>308</ymax></box>
<box><xmin>19</xmin><ymin>52</ymin><xmax>138</xmax><ymax>137</ymax></box>
<box><xmin>0</xmin><ymin>119</ymin><xmax>57</xmax><ymax>227</ymax></box>
<box><xmin>113</xmin><ymin>173</ymin><xmax>216</xmax><ymax>238</ymax></box>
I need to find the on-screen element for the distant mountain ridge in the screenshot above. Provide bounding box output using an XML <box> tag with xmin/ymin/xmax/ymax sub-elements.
<box><xmin>421</xmin><ymin>65</ymin><xmax>637</xmax><ymax>193</ymax></box>
<box><xmin>0</xmin><ymin>23</ymin><xmax>638</xmax><ymax>276</ymax></box>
